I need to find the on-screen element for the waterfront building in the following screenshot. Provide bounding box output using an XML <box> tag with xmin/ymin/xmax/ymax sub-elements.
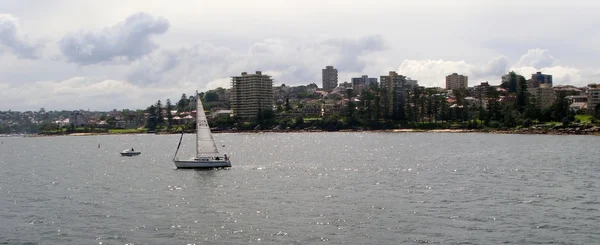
<box><xmin>380</xmin><ymin>71</ymin><xmax>407</xmax><ymax>118</ymax></box>
<box><xmin>230</xmin><ymin>71</ymin><xmax>274</xmax><ymax>119</ymax></box>
<box><xmin>588</xmin><ymin>84</ymin><xmax>600</xmax><ymax>114</ymax></box>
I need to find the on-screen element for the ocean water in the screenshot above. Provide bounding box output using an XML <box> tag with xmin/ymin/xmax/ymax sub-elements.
<box><xmin>0</xmin><ymin>132</ymin><xmax>599</xmax><ymax>244</ymax></box>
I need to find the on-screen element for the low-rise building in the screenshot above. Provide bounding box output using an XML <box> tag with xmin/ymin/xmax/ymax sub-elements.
<box><xmin>323</xmin><ymin>103</ymin><xmax>345</xmax><ymax>117</ymax></box>
<box><xmin>210</xmin><ymin>110</ymin><xmax>233</xmax><ymax>119</ymax></box>
<box><xmin>302</xmin><ymin>103</ymin><xmax>322</xmax><ymax>117</ymax></box>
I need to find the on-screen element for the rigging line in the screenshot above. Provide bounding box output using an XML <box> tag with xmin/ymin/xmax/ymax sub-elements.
<box><xmin>173</xmin><ymin>129</ymin><xmax>184</xmax><ymax>161</ymax></box>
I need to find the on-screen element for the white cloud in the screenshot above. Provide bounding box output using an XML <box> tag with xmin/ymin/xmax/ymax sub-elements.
<box><xmin>396</xmin><ymin>49</ymin><xmax>598</xmax><ymax>87</ymax></box>
<box><xmin>0</xmin><ymin>77</ymin><xmax>182</xmax><ymax>111</ymax></box>
<box><xmin>397</xmin><ymin>59</ymin><xmax>477</xmax><ymax>87</ymax></box>
<box><xmin>513</xmin><ymin>49</ymin><xmax>555</xmax><ymax>69</ymax></box>
<box><xmin>0</xmin><ymin>14</ymin><xmax>41</xmax><ymax>59</ymax></box>
<box><xmin>510</xmin><ymin>66</ymin><xmax>600</xmax><ymax>86</ymax></box>
<box><xmin>59</xmin><ymin>12</ymin><xmax>169</xmax><ymax>65</ymax></box>
<box><xmin>204</xmin><ymin>77</ymin><xmax>232</xmax><ymax>91</ymax></box>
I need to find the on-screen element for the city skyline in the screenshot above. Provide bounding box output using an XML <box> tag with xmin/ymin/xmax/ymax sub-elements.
<box><xmin>1</xmin><ymin>0</ymin><xmax>600</xmax><ymax>111</ymax></box>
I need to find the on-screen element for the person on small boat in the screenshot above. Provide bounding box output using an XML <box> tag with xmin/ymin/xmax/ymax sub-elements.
<box><xmin>224</xmin><ymin>154</ymin><xmax>228</xmax><ymax>160</ymax></box>
<box><xmin>131</xmin><ymin>148</ymin><xmax>134</xmax><ymax>152</ymax></box>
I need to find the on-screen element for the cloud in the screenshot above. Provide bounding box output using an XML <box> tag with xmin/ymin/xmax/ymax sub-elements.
<box><xmin>127</xmin><ymin>42</ymin><xmax>236</xmax><ymax>86</ymax></box>
<box><xmin>397</xmin><ymin>59</ymin><xmax>478</xmax><ymax>87</ymax></box>
<box><xmin>0</xmin><ymin>14</ymin><xmax>41</xmax><ymax>59</ymax></box>
<box><xmin>395</xmin><ymin>49</ymin><xmax>597</xmax><ymax>88</ymax></box>
<box><xmin>59</xmin><ymin>12</ymin><xmax>169</xmax><ymax>65</ymax></box>
<box><xmin>0</xmin><ymin>77</ymin><xmax>182</xmax><ymax>111</ymax></box>
<box><xmin>127</xmin><ymin>35</ymin><xmax>388</xmax><ymax>89</ymax></box>
<box><xmin>321</xmin><ymin>35</ymin><xmax>388</xmax><ymax>71</ymax></box>
<box><xmin>509</xmin><ymin>66</ymin><xmax>600</xmax><ymax>86</ymax></box>
<box><xmin>513</xmin><ymin>49</ymin><xmax>555</xmax><ymax>69</ymax></box>
<box><xmin>473</xmin><ymin>56</ymin><xmax>511</xmax><ymax>77</ymax></box>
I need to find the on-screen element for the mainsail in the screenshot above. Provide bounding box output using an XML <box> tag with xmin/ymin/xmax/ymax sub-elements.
<box><xmin>195</xmin><ymin>92</ymin><xmax>220</xmax><ymax>155</ymax></box>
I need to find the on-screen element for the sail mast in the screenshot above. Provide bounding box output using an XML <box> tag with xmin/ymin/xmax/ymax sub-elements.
<box><xmin>195</xmin><ymin>90</ymin><xmax>200</xmax><ymax>158</ymax></box>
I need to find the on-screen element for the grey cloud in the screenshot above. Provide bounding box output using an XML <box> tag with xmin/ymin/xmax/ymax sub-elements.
<box><xmin>127</xmin><ymin>50</ymin><xmax>178</xmax><ymax>85</ymax></box>
<box><xmin>0</xmin><ymin>14</ymin><xmax>41</xmax><ymax>59</ymax></box>
<box><xmin>127</xmin><ymin>43</ymin><xmax>235</xmax><ymax>86</ymax></box>
<box><xmin>322</xmin><ymin>35</ymin><xmax>388</xmax><ymax>72</ymax></box>
<box><xmin>125</xmin><ymin>35</ymin><xmax>387</xmax><ymax>89</ymax></box>
<box><xmin>59</xmin><ymin>12</ymin><xmax>169</xmax><ymax>65</ymax></box>
<box><xmin>473</xmin><ymin>56</ymin><xmax>510</xmax><ymax>78</ymax></box>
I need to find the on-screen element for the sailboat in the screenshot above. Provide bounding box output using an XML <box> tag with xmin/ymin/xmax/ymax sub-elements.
<box><xmin>173</xmin><ymin>91</ymin><xmax>232</xmax><ymax>169</ymax></box>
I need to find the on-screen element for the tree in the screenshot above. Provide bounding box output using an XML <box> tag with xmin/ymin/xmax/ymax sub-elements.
<box><xmin>505</xmin><ymin>71</ymin><xmax>519</xmax><ymax>93</ymax></box>
<box><xmin>166</xmin><ymin>99</ymin><xmax>174</xmax><ymax>129</ymax></box>
<box><xmin>177</xmin><ymin>93</ymin><xmax>188</xmax><ymax>112</ymax></box>
<box><xmin>486</xmin><ymin>87</ymin><xmax>501</xmax><ymax>124</ymax></box>
<box><xmin>452</xmin><ymin>88</ymin><xmax>468</xmax><ymax>106</ymax></box>
<box><xmin>156</xmin><ymin>100</ymin><xmax>164</xmax><ymax>128</ymax></box>
<box><xmin>550</xmin><ymin>91</ymin><xmax>570</xmax><ymax>121</ymax></box>
<box><xmin>346</xmin><ymin>88</ymin><xmax>355</xmax><ymax>119</ymax></box>
<box><xmin>295</xmin><ymin>115</ymin><xmax>304</xmax><ymax>127</ymax></box>
<box><xmin>285</xmin><ymin>98</ymin><xmax>292</xmax><ymax>111</ymax></box>
<box><xmin>39</xmin><ymin>122</ymin><xmax>59</xmax><ymax>133</ymax></box>
<box><xmin>595</xmin><ymin>104</ymin><xmax>600</xmax><ymax>119</ymax></box>
<box><xmin>204</xmin><ymin>91</ymin><xmax>219</xmax><ymax>102</ymax></box>
<box><xmin>146</xmin><ymin>105</ymin><xmax>158</xmax><ymax>131</ymax></box>
<box><xmin>516</xmin><ymin>74</ymin><xmax>529</xmax><ymax>112</ymax></box>
<box><xmin>256</xmin><ymin>107</ymin><xmax>275</xmax><ymax>129</ymax></box>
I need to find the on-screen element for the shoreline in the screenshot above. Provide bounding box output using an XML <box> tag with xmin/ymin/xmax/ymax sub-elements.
<box><xmin>26</xmin><ymin>127</ymin><xmax>600</xmax><ymax>137</ymax></box>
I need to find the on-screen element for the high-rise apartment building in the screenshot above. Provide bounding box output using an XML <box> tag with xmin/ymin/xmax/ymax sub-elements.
<box><xmin>380</xmin><ymin>71</ymin><xmax>408</xmax><ymax>118</ymax></box>
<box><xmin>501</xmin><ymin>72</ymin><xmax>526</xmax><ymax>93</ymax></box>
<box><xmin>351</xmin><ymin>75</ymin><xmax>378</xmax><ymax>95</ymax></box>
<box><xmin>446</xmin><ymin>73</ymin><xmax>468</xmax><ymax>90</ymax></box>
<box><xmin>322</xmin><ymin>66</ymin><xmax>338</xmax><ymax>92</ymax></box>
<box><xmin>588</xmin><ymin>84</ymin><xmax>600</xmax><ymax>115</ymax></box>
<box><xmin>528</xmin><ymin>83</ymin><xmax>555</xmax><ymax>109</ymax></box>
<box><xmin>230</xmin><ymin>71</ymin><xmax>274</xmax><ymax>119</ymax></box>
<box><xmin>530</xmin><ymin>72</ymin><xmax>553</xmax><ymax>88</ymax></box>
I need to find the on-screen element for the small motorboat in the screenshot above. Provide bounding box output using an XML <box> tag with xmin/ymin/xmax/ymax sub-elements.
<box><xmin>120</xmin><ymin>148</ymin><xmax>141</xmax><ymax>156</ymax></box>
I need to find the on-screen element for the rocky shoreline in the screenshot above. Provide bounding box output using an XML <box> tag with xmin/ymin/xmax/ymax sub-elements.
<box><xmin>29</xmin><ymin>126</ymin><xmax>600</xmax><ymax>137</ymax></box>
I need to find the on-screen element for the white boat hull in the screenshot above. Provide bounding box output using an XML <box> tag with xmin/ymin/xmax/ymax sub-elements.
<box><xmin>174</xmin><ymin>159</ymin><xmax>231</xmax><ymax>168</ymax></box>
<box><xmin>120</xmin><ymin>152</ymin><xmax>141</xmax><ymax>156</ymax></box>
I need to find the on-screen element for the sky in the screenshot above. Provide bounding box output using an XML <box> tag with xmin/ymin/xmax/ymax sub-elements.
<box><xmin>1</xmin><ymin>0</ymin><xmax>600</xmax><ymax>111</ymax></box>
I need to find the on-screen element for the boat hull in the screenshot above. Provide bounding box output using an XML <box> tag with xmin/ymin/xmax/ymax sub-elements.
<box><xmin>120</xmin><ymin>152</ymin><xmax>141</xmax><ymax>156</ymax></box>
<box><xmin>174</xmin><ymin>159</ymin><xmax>231</xmax><ymax>168</ymax></box>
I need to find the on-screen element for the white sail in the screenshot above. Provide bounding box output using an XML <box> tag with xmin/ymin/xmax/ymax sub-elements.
<box><xmin>195</xmin><ymin>92</ymin><xmax>220</xmax><ymax>155</ymax></box>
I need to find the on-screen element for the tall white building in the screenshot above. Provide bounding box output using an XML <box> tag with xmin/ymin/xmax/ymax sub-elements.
<box><xmin>380</xmin><ymin>71</ymin><xmax>407</xmax><ymax>118</ymax></box>
<box><xmin>230</xmin><ymin>71</ymin><xmax>274</xmax><ymax>118</ymax></box>
<box><xmin>322</xmin><ymin>66</ymin><xmax>338</xmax><ymax>92</ymax></box>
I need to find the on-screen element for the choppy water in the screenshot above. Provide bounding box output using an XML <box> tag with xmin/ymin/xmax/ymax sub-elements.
<box><xmin>0</xmin><ymin>132</ymin><xmax>599</xmax><ymax>244</ymax></box>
